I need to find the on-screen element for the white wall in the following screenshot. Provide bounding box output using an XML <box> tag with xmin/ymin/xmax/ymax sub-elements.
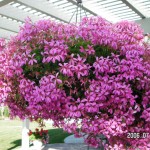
<box><xmin>136</xmin><ymin>18</ymin><xmax>150</xmax><ymax>34</ymax></box>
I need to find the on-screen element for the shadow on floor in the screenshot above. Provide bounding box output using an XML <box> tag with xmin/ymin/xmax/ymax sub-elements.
<box><xmin>7</xmin><ymin>139</ymin><xmax>21</xmax><ymax>150</ymax></box>
<box><xmin>7</xmin><ymin>128</ymin><xmax>71</xmax><ymax>150</ymax></box>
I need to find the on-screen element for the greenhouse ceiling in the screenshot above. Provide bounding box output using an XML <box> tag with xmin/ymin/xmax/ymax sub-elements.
<box><xmin>0</xmin><ymin>0</ymin><xmax>150</xmax><ymax>39</ymax></box>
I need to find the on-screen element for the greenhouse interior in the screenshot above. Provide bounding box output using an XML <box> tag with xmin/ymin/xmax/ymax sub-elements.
<box><xmin>0</xmin><ymin>0</ymin><xmax>150</xmax><ymax>150</ymax></box>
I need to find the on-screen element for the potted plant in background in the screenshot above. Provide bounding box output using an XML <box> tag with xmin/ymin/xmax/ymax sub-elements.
<box><xmin>28</xmin><ymin>128</ymin><xmax>49</xmax><ymax>148</ymax></box>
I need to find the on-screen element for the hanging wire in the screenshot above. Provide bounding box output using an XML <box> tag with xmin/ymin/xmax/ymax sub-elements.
<box><xmin>69</xmin><ymin>9</ymin><xmax>76</xmax><ymax>23</ymax></box>
<box><xmin>69</xmin><ymin>0</ymin><xmax>87</xmax><ymax>24</ymax></box>
<box><xmin>76</xmin><ymin>5</ymin><xmax>78</xmax><ymax>23</ymax></box>
<box><xmin>80</xmin><ymin>2</ymin><xmax>82</xmax><ymax>21</ymax></box>
<box><xmin>82</xmin><ymin>3</ymin><xmax>87</xmax><ymax>17</ymax></box>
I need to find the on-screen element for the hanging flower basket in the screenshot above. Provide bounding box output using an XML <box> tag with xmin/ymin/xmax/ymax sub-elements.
<box><xmin>0</xmin><ymin>17</ymin><xmax>150</xmax><ymax>150</ymax></box>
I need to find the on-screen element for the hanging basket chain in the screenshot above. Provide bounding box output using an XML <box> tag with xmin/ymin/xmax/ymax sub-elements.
<box><xmin>69</xmin><ymin>0</ymin><xmax>87</xmax><ymax>23</ymax></box>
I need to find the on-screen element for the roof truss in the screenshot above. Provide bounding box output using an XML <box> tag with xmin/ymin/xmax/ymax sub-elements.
<box><xmin>121</xmin><ymin>0</ymin><xmax>146</xmax><ymax>19</ymax></box>
<box><xmin>0</xmin><ymin>0</ymin><xmax>149</xmax><ymax>39</ymax></box>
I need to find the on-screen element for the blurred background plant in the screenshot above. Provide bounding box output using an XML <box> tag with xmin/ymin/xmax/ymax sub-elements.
<box><xmin>28</xmin><ymin>128</ymin><xmax>49</xmax><ymax>144</ymax></box>
<box><xmin>143</xmin><ymin>33</ymin><xmax>150</xmax><ymax>63</ymax></box>
<box><xmin>0</xmin><ymin>105</ymin><xmax>9</xmax><ymax>119</ymax></box>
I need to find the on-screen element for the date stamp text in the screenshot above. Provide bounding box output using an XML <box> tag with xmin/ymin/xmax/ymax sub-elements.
<box><xmin>127</xmin><ymin>133</ymin><xmax>149</xmax><ymax>139</ymax></box>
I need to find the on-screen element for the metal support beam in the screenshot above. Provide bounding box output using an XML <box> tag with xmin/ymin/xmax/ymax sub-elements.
<box><xmin>67</xmin><ymin>0</ymin><xmax>97</xmax><ymax>16</ymax></box>
<box><xmin>121</xmin><ymin>0</ymin><xmax>146</xmax><ymax>19</ymax></box>
<box><xmin>0</xmin><ymin>0</ymin><xmax>14</xmax><ymax>7</ymax></box>
<box><xmin>0</xmin><ymin>28</ymin><xmax>16</xmax><ymax>39</ymax></box>
<box><xmin>0</xmin><ymin>27</ymin><xmax>17</xmax><ymax>34</ymax></box>
<box><xmin>16</xmin><ymin>0</ymin><xmax>71</xmax><ymax>23</ymax></box>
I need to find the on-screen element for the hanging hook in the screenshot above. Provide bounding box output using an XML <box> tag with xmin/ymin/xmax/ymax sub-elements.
<box><xmin>76</xmin><ymin>0</ymin><xmax>82</xmax><ymax>4</ymax></box>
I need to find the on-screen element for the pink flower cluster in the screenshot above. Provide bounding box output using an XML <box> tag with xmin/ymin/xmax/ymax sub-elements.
<box><xmin>42</xmin><ymin>40</ymin><xmax>68</xmax><ymax>63</ymax></box>
<box><xmin>59</xmin><ymin>54</ymin><xmax>90</xmax><ymax>78</ymax></box>
<box><xmin>0</xmin><ymin>16</ymin><xmax>150</xmax><ymax>149</ymax></box>
<box><xmin>18</xmin><ymin>75</ymin><xmax>69</xmax><ymax>120</ymax></box>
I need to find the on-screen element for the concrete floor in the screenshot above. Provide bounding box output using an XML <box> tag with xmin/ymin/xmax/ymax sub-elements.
<box><xmin>29</xmin><ymin>134</ymin><xmax>103</xmax><ymax>150</ymax></box>
<box><xmin>42</xmin><ymin>143</ymin><xmax>99</xmax><ymax>150</ymax></box>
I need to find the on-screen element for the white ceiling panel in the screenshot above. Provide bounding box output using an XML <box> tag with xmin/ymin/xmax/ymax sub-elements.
<box><xmin>0</xmin><ymin>0</ymin><xmax>149</xmax><ymax>39</ymax></box>
<box><xmin>0</xmin><ymin>28</ymin><xmax>16</xmax><ymax>39</ymax></box>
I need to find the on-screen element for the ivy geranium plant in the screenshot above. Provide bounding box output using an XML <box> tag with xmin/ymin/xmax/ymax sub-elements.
<box><xmin>0</xmin><ymin>17</ymin><xmax>150</xmax><ymax>149</ymax></box>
